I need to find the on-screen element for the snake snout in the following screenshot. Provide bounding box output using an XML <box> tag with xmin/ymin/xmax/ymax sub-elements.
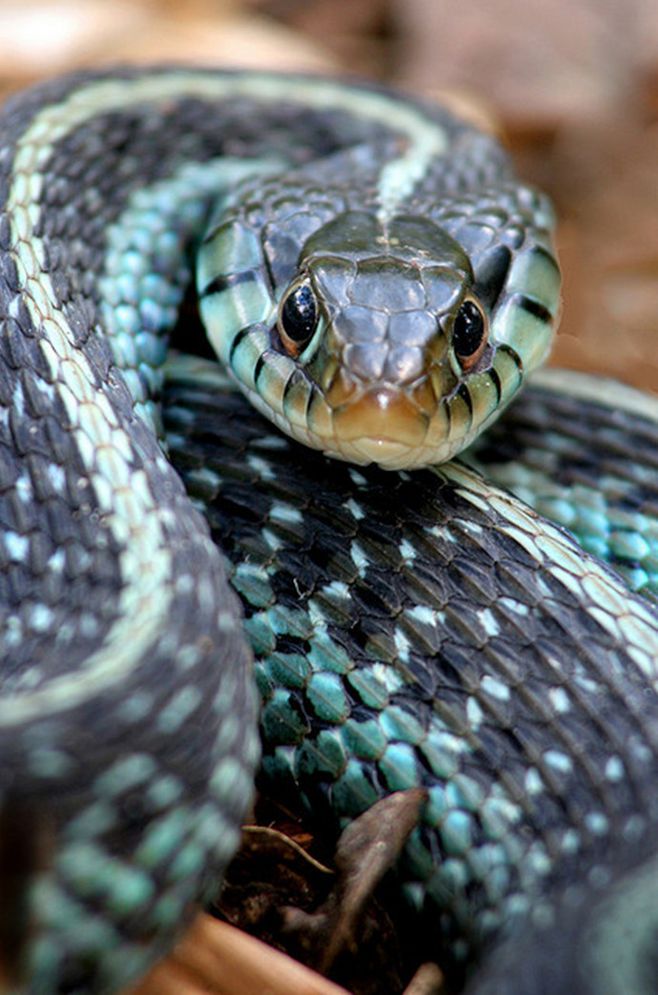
<box><xmin>317</xmin><ymin>298</ymin><xmax>457</xmax><ymax>466</ymax></box>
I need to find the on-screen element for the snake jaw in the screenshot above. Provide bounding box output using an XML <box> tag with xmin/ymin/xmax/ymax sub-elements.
<box><xmin>332</xmin><ymin>387</ymin><xmax>429</xmax><ymax>447</ymax></box>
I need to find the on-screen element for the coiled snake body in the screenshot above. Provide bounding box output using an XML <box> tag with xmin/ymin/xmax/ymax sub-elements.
<box><xmin>0</xmin><ymin>66</ymin><xmax>657</xmax><ymax>994</ymax></box>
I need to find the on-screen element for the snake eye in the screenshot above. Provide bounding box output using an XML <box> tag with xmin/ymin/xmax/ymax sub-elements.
<box><xmin>452</xmin><ymin>298</ymin><xmax>489</xmax><ymax>372</ymax></box>
<box><xmin>278</xmin><ymin>281</ymin><xmax>318</xmax><ymax>356</ymax></box>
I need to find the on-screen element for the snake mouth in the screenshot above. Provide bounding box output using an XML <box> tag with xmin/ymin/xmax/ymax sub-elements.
<box><xmin>326</xmin><ymin>385</ymin><xmax>454</xmax><ymax>469</ymax></box>
<box><xmin>332</xmin><ymin>388</ymin><xmax>428</xmax><ymax>446</ymax></box>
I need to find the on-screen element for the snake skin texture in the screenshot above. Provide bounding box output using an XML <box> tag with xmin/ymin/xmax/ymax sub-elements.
<box><xmin>0</xmin><ymin>63</ymin><xmax>655</xmax><ymax>995</ymax></box>
<box><xmin>0</xmin><ymin>71</ymin><xmax>267</xmax><ymax>992</ymax></box>
<box><xmin>0</xmin><ymin>65</ymin><xmax>556</xmax><ymax>993</ymax></box>
<box><xmin>164</xmin><ymin>358</ymin><xmax>658</xmax><ymax>995</ymax></box>
<box><xmin>468</xmin><ymin>369</ymin><xmax>658</xmax><ymax>603</ymax></box>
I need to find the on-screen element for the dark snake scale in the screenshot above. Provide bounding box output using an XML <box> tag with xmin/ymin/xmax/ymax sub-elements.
<box><xmin>0</xmin><ymin>65</ymin><xmax>657</xmax><ymax>995</ymax></box>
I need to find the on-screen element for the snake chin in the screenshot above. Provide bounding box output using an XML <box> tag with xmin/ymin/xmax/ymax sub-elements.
<box><xmin>328</xmin><ymin>435</ymin><xmax>441</xmax><ymax>470</ymax></box>
<box><xmin>326</xmin><ymin>390</ymin><xmax>453</xmax><ymax>469</ymax></box>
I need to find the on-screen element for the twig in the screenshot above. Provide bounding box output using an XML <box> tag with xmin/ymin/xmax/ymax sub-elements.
<box><xmin>126</xmin><ymin>913</ymin><xmax>352</xmax><ymax>995</ymax></box>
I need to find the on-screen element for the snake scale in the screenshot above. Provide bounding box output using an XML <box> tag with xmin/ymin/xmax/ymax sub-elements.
<box><xmin>0</xmin><ymin>65</ymin><xmax>657</xmax><ymax>994</ymax></box>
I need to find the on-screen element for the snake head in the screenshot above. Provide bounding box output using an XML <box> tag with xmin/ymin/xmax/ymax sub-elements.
<box><xmin>198</xmin><ymin>184</ymin><xmax>560</xmax><ymax>470</ymax></box>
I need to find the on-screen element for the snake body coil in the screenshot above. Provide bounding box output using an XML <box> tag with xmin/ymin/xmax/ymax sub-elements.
<box><xmin>166</xmin><ymin>360</ymin><xmax>658</xmax><ymax>995</ymax></box>
<box><xmin>0</xmin><ymin>65</ymin><xmax>656</xmax><ymax>994</ymax></box>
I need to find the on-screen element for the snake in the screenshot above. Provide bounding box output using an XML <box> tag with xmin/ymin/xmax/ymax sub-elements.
<box><xmin>0</xmin><ymin>64</ymin><xmax>657</xmax><ymax>995</ymax></box>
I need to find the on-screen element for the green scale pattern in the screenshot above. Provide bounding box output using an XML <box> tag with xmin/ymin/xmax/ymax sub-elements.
<box><xmin>87</xmin><ymin>151</ymin><xmax>658</xmax><ymax>988</ymax></box>
<box><xmin>2</xmin><ymin>64</ymin><xmax>657</xmax><ymax>995</ymax></box>
<box><xmin>164</xmin><ymin>358</ymin><xmax>658</xmax><ymax>989</ymax></box>
<box><xmin>0</xmin><ymin>64</ymin><xmax>542</xmax><ymax>993</ymax></box>
<box><xmin>467</xmin><ymin>377</ymin><xmax>658</xmax><ymax>600</ymax></box>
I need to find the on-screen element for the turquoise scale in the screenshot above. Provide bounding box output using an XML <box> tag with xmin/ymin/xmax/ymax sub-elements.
<box><xmin>1</xmin><ymin>63</ymin><xmax>657</xmax><ymax>995</ymax></box>
<box><xmin>163</xmin><ymin>357</ymin><xmax>658</xmax><ymax>995</ymax></box>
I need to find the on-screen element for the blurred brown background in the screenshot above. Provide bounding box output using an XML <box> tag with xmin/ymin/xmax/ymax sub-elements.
<box><xmin>1</xmin><ymin>0</ymin><xmax>657</xmax><ymax>393</ymax></box>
